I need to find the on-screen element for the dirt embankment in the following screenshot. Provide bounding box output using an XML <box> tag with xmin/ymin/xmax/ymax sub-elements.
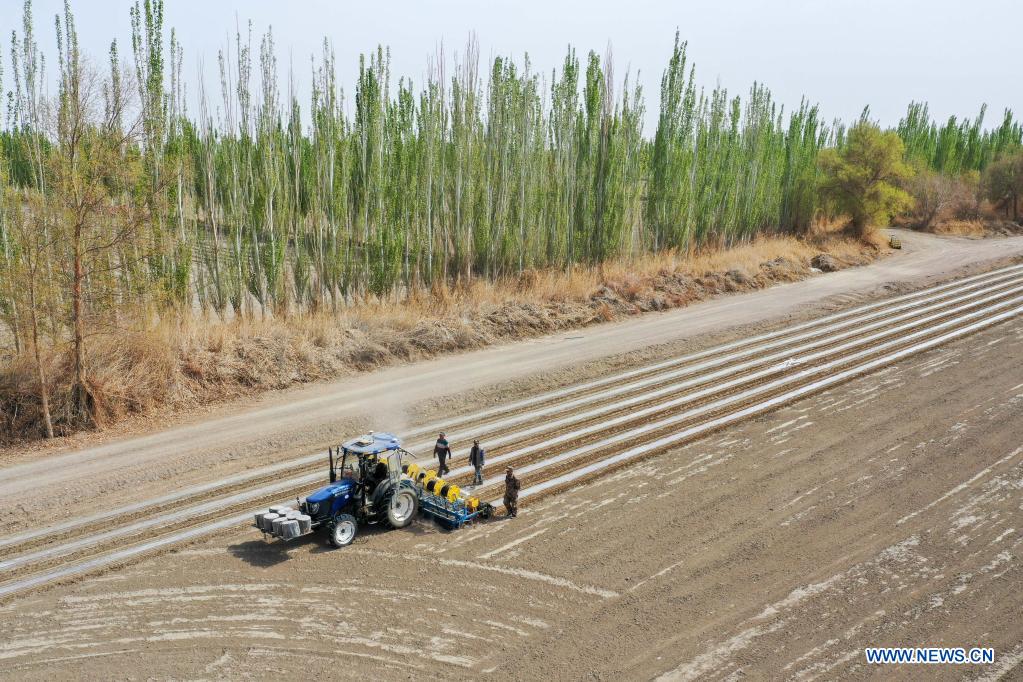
<box><xmin>1</xmin><ymin>232</ymin><xmax>883</xmax><ymax>445</ymax></box>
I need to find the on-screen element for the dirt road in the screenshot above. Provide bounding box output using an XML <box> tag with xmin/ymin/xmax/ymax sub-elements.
<box><xmin>1</xmin><ymin>276</ymin><xmax>1020</xmax><ymax>679</ymax></box>
<box><xmin>3</xmin><ymin>230</ymin><xmax>1023</xmax><ymax>530</ymax></box>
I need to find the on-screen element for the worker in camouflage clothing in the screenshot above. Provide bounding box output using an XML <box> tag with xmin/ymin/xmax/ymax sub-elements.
<box><xmin>504</xmin><ymin>466</ymin><xmax>520</xmax><ymax>518</ymax></box>
<box><xmin>468</xmin><ymin>439</ymin><xmax>486</xmax><ymax>486</ymax></box>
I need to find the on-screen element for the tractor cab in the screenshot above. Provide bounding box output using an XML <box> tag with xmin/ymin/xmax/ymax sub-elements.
<box><xmin>330</xmin><ymin>431</ymin><xmax>403</xmax><ymax>499</ymax></box>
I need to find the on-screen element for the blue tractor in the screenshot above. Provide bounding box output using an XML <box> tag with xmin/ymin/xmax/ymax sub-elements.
<box><xmin>255</xmin><ymin>432</ymin><xmax>420</xmax><ymax>547</ymax></box>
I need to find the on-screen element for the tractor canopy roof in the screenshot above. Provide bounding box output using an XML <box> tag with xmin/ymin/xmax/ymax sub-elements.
<box><xmin>341</xmin><ymin>432</ymin><xmax>402</xmax><ymax>456</ymax></box>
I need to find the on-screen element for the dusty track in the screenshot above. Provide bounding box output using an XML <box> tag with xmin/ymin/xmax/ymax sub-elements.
<box><xmin>0</xmin><ymin>294</ymin><xmax>1020</xmax><ymax>679</ymax></box>
<box><xmin>3</xmin><ymin>262</ymin><xmax>1023</xmax><ymax>600</ymax></box>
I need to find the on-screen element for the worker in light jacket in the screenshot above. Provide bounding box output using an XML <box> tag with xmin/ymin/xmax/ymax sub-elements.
<box><xmin>468</xmin><ymin>439</ymin><xmax>486</xmax><ymax>486</ymax></box>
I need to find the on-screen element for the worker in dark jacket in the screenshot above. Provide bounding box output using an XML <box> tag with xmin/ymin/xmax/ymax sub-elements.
<box><xmin>434</xmin><ymin>432</ymin><xmax>452</xmax><ymax>476</ymax></box>
<box><xmin>468</xmin><ymin>439</ymin><xmax>485</xmax><ymax>486</ymax></box>
<box><xmin>504</xmin><ymin>466</ymin><xmax>520</xmax><ymax>518</ymax></box>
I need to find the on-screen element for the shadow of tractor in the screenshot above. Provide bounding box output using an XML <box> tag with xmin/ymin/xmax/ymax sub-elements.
<box><xmin>228</xmin><ymin>512</ymin><xmax>479</xmax><ymax>565</ymax></box>
<box><xmin>227</xmin><ymin>532</ymin><xmax>319</xmax><ymax>567</ymax></box>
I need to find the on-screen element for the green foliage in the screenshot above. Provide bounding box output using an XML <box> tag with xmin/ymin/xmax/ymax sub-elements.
<box><xmin>646</xmin><ymin>33</ymin><xmax>827</xmax><ymax>251</ymax></box>
<box><xmin>818</xmin><ymin>123</ymin><xmax>914</xmax><ymax>236</ymax></box>
<box><xmin>897</xmin><ymin>101</ymin><xmax>1022</xmax><ymax>175</ymax></box>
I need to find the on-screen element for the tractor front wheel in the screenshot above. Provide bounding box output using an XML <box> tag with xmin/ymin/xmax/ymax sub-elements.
<box><xmin>328</xmin><ymin>514</ymin><xmax>358</xmax><ymax>547</ymax></box>
<box><xmin>387</xmin><ymin>488</ymin><xmax>419</xmax><ymax>529</ymax></box>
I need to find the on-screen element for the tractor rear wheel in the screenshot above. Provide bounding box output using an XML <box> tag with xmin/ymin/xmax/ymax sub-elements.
<box><xmin>328</xmin><ymin>514</ymin><xmax>358</xmax><ymax>547</ymax></box>
<box><xmin>387</xmin><ymin>488</ymin><xmax>419</xmax><ymax>529</ymax></box>
<box><xmin>371</xmin><ymin>480</ymin><xmax>394</xmax><ymax>511</ymax></box>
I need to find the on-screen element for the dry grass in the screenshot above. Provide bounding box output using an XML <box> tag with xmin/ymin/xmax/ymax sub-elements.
<box><xmin>0</xmin><ymin>232</ymin><xmax>885</xmax><ymax>443</ymax></box>
<box><xmin>930</xmin><ymin>220</ymin><xmax>989</xmax><ymax>237</ymax></box>
<box><xmin>928</xmin><ymin>218</ymin><xmax>1023</xmax><ymax>238</ymax></box>
<box><xmin>894</xmin><ymin>196</ymin><xmax>1023</xmax><ymax>238</ymax></box>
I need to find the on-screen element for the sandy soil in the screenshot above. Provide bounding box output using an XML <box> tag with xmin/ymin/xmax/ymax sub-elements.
<box><xmin>3</xmin><ymin>230</ymin><xmax>1023</xmax><ymax>532</ymax></box>
<box><xmin>1</xmin><ymin>302</ymin><xmax>1020</xmax><ymax>679</ymax></box>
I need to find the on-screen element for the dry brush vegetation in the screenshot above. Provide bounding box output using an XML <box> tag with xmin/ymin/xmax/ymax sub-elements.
<box><xmin>0</xmin><ymin>0</ymin><xmax>1020</xmax><ymax>442</ymax></box>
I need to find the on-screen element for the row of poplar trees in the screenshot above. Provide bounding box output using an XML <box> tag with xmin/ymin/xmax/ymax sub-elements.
<box><xmin>3</xmin><ymin>1</ymin><xmax>1020</xmax><ymax>432</ymax></box>
<box><xmin>1</xmin><ymin>2</ymin><xmax>834</xmax><ymax>328</ymax></box>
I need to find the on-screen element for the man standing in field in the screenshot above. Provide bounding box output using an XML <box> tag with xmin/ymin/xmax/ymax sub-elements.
<box><xmin>504</xmin><ymin>466</ymin><xmax>520</xmax><ymax>518</ymax></box>
<box><xmin>469</xmin><ymin>439</ymin><xmax>486</xmax><ymax>486</ymax></box>
<box><xmin>434</xmin><ymin>432</ymin><xmax>452</xmax><ymax>476</ymax></box>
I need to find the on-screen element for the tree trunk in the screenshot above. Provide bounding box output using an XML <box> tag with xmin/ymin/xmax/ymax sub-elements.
<box><xmin>71</xmin><ymin>221</ymin><xmax>90</xmax><ymax>426</ymax></box>
<box><xmin>7</xmin><ymin>294</ymin><xmax>21</xmax><ymax>355</ymax></box>
<box><xmin>851</xmin><ymin>213</ymin><xmax>869</xmax><ymax>240</ymax></box>
<box><xmin>28</xmin><ymin>275</ymin><xmax>54</xmax><ymax>439</ymax></box>
<box><xmin>1</xmin><ymin>224</ymin><xmax>22</xmax><ymax>355</ymax></box>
